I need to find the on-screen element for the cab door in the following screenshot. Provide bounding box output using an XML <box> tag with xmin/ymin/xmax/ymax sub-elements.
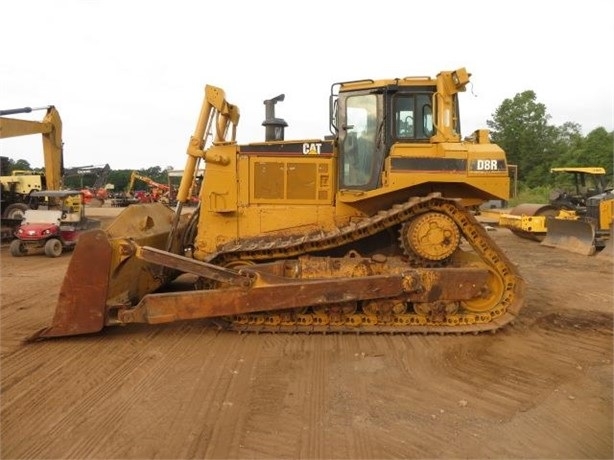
<box><xmin>338</xmin><ymin>93</ymin><xmax>385</xmax><ymax>191</ymax></box>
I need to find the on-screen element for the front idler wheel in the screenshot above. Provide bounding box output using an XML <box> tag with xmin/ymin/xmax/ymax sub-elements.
<box><xmin>461</xmin><ymin>269</ymin><xmax>505</xmax><ymax>313</ymax></box>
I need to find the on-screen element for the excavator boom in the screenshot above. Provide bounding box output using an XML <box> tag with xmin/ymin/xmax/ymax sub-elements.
<box><xmin>0</xmin><ymin>106</ymin><xmax>64</xmax><ymax>190</ymax></box>
<box><xmin>1</xmin><ymin>106</ymin><xmax>65</xmax><ymax>236</ymax></box>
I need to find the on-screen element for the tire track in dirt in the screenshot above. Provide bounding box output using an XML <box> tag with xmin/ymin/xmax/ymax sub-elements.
<box><xmin>3</xmin><ymin>324</ymin><xmax>211</xmax><ymax>458</ymax></box>
<box><xmin>93</xmin><ymin>325</ymin><xmax>238</xmax><ymax>459</ymax></box>
<box><xmin>196</xmin><ymin>332</ymin><xmax>264</xmax><ymax>459</ymax></box>
<box><xmin>413</xmin><ymin>319</ymin><xmax>613</xmax><ymax>457</ymax></box>
<box><xmin>226</xmin><ymin>333</ymin><xmax>318</xmax><ymax>459</ymax></box>
<box><xmin>0</xmin><ymin>251</ymin><xmax>71</xmax><ymax>350</ymax></box>
<box><xmin>301</xmin><ymin>335</ymin><xmax>328</xmax><ymax>459</ymax></box>
<box><xmin>92</xmin><ymin>324</ymin><xmax>245</xmax><ymax>459</ymax></box>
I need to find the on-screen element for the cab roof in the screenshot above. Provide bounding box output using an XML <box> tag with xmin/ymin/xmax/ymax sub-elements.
<box><xmin>550</xmin><ymin>167</ymin><xmax>606</xmax><ymax>175</ymax></box>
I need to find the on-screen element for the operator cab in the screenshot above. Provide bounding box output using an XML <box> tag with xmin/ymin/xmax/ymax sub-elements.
<box><xmin>331</xmin><ymin>74</ymin><xmax>464</xmax><ymax>192</ymax></box>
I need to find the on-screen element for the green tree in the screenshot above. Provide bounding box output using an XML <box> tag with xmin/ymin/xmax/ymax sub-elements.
<box><xmin>140</xmin><ymin>166</ymin><xmax>163</xmax><ymax>181</ymax></box>
<box><xmin>549</xmin><ymin>122</ymin><xmax>584</xmax><ymax>173</ymax></box>
<box><xmin>487</xmin><ymin>91</ymin><xmax>558</xmax><ymax>188</ymax></box>
<box><xmin>554</xmin><ymin>127</ymin><xmax>614</xmax><ymax>183</ymax></box>
<box><xmin>12</xmin><ymin>159</ymin><xmax>33</xmax><ymax>171</ymax></box>
<box><xmin>104</xmin><ymin>167</ymin><xmax>171</xmax><ymax>194</ymax></box>
<box><xmin>488</xmin><ymin>91</ymin><xmax>614</xmax><ymax>189</ymax></box>
<box><xmin>108</xmin><ymin>170</ymin><xmax>133</xmax><ymax>192</ymax></box>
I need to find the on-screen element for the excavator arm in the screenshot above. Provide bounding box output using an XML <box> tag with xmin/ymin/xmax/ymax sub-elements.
<box><xmin>91</xmin><ymin>164</ymin><xmax>111</xmax><ymax>190</ymax></box>
<box><xmin>0</xmin><ymin>106</ymin><xmax>64</xmax><ymax>190</ymax></box>
<box><xmin>127</xmin><ymin>171</ymin><xmax>170</xmax><ymax>193</ymax></box>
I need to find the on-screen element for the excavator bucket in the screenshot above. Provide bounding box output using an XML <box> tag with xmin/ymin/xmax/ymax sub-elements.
<box><xmin>28</xmin><ymin>203</ymin><xmax>190</xmax><ymax>340</ymax></box>
<box><xmin>541</xmin><ymin>217</ymin><xmax>597</xmax><ymax>256</ymax></box>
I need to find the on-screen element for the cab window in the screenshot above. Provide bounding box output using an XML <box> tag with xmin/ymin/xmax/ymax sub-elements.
<box><xmin>394</xmin><ymin>94</ymin><xmax>433</xmax><ymax>140</ymax></box>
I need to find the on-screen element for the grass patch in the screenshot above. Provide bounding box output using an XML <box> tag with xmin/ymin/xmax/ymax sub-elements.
<box><xmin>508</xmin><ymin>185</ymin><xmax>550</xmax><ymax>207</ymax></box>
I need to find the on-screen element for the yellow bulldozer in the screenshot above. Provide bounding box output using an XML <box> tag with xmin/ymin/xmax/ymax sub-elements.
<box><xmin>30</xmin><ymin>68</ymin><xmax>525</xmax><ymax>341</ymax></box>
<box><xmin>498</xmin><ymin>167</ymin><xmax>613</xmax><ymax>256</ymax></box>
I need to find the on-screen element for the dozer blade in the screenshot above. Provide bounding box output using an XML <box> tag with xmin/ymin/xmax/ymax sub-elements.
<box><xmin>28</xmin><ymin>203</ymin><xmax>189</xmax><ymax>341</ymax></box>
<box><xmin>28</xmin><ymin>230</ymin><xmax>112</xmax><ymax>340</ymax></box>
<box><xmin>541</xmin><ymin>217</ymin><xmax>597</xmax><ymax>256</ymax></box>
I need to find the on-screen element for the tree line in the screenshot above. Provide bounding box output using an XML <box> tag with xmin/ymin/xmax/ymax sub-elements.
<box><xmin>487</xmin><ymin>90</ymin><xmax>613</xmax><ymax>190</ymax></box>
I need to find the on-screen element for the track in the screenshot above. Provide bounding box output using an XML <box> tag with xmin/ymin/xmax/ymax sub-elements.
<box><xmin>204</xmin><ymin>194</ymin><xmax>525</xmax><ymax>334</ymax></box>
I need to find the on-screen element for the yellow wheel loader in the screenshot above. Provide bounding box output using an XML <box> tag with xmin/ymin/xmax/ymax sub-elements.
<box><xmin>499</xmin><ymin>167</ymin><xmax>613</xmax><ymax>255</ymax></box>
<box><xmin>29</xmin><ymin>68</ymin><xmax>525</xmax><ymax>341</ymax></box>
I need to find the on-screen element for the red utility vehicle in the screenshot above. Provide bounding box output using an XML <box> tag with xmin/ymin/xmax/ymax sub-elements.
<box><xmin>10</xmin><ymin>190</ymin><xmax>101</xmax><ymax>257</ymax></box>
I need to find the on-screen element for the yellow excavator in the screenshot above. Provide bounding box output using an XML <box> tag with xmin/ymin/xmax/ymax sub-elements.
<box><xmin>30</xmin><ymin>68</ymin><xmax>525</xmax><ymax>341</ymax></box>
<box><xmin>0</xmin><ymin>106</ymin><xmax>64</xmax><ymax>238</ymax></box>
<box><xmin>125</xmin><ymin>171</ymin><xmax>172</xmax><ymax>203</ymax></box>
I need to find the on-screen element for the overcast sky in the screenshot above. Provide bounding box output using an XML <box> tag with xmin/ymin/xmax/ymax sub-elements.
<box><xmin>1</xmin><ymin>0</ymin><xmax>613</xmax><ymax>171</ymax></box>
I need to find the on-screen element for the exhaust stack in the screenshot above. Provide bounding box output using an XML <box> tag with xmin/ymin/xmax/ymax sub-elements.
<box><xmin>262</xmin><ymin>94</ymin><xmax>287</xmax><ymax>141</ymax></box>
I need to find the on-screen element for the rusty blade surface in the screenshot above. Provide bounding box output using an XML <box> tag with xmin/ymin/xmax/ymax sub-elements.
<box><xmin>26</xmin><ymin>230</ymin><xmax>112</xmax><ymax>341</ymax></box>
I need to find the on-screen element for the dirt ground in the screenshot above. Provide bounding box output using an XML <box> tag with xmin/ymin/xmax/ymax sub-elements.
<box><xmin>1</xmin><ymin>206</ymin><xmax>612</xmax><ymax>459</ymax></box>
